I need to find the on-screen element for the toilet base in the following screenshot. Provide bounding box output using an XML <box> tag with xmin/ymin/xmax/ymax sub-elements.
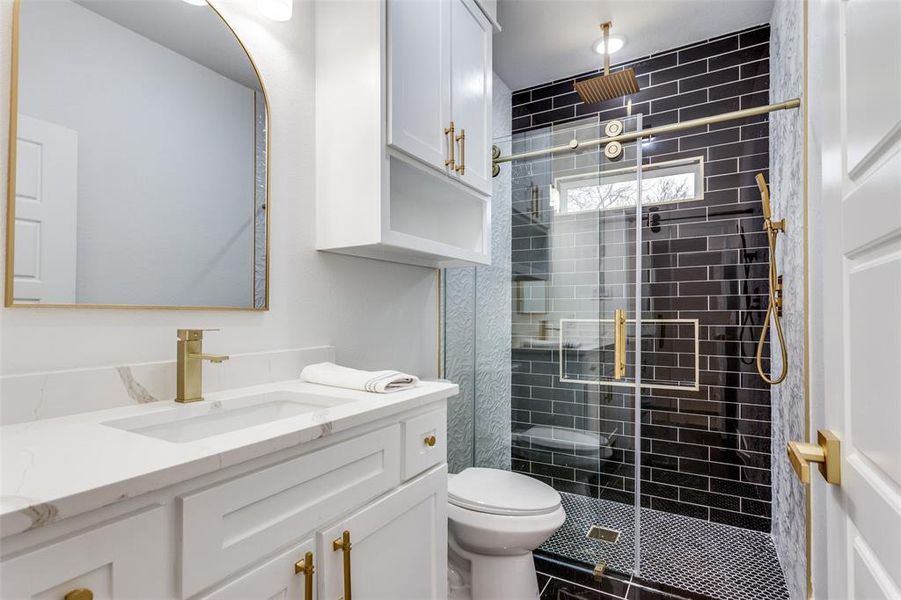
<box><xmin>449</xmin><ymin>536</ymin><xmax>540</xmax><ymax>600</ymax></box>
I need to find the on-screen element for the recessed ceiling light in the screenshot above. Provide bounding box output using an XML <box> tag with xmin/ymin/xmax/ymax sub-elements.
<box><xmin>181</xmin><ymin>0</ymin><xmax>208</xmax><ymax>6</ymax></box>
<box><xmin>594</xmin><ymin>35</ymin><xmax>626</xmax><ymax>56</ymax></box>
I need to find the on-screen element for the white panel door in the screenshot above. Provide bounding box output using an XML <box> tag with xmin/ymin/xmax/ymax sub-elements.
<box><xmin>12</xmin><ymin>114</ymin><xmax>77</xmax><ymax>304</ymax></box>
<box><xmin>450</xmin><ymin>0</ymin><xmax>492</xmax><ymax>195</ymax></box>
<box><xmin>809</xmin><ymin>1</ymin><xmax>901</xmax><ymax>599</ymax></box>
<box><xmin>319</xmin><ymin>466</ymin><xmax>448</xmax><ymax>600</ymax></box>
<box><xmin>387</xmin><ymin>0</ymin><xmax>451</xmax><ymax>172</ymax></box>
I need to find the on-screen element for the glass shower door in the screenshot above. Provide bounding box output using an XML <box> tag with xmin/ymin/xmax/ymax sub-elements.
<box><xmin>509</xmin><ymin>114</ymin><xmax>643</xmax><ymax>576</ymax></box>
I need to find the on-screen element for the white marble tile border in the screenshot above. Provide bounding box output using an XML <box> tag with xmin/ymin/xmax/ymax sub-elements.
<box><xmin>0</xmin><ymin>346</ymin><xmax>335</xmax><ymax>426</ymax></box>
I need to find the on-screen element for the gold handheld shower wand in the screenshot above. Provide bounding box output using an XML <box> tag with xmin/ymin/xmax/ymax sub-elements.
<box><xmin>755</xmin><ymin>173</ymin><xmax>788</xmax><ymax>385</ymax></box>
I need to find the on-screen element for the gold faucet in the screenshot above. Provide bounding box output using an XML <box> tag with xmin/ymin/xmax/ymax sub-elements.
<box><xmin>176</xmin><ymin>329</ymin><xmax>229</xmax><ymax>403</ymax></box>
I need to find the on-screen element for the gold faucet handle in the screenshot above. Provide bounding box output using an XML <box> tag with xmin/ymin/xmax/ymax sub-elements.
<box><xmin>188</xmin><ymin>353</ymin><xmax>230</xmax><ymax>363</ymax></box>
<box><xmin>177</xmin><ymin>328</ymin><xmax>220</xmax><ymax>341</ymax></box>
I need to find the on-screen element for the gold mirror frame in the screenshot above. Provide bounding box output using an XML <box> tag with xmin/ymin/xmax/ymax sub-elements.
<box><xmin>4</xmin><ymin>0</ymin><xmax>271</xmax><ymax>311</ymax></box>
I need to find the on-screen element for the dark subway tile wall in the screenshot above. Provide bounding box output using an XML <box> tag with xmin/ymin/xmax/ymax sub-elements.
<box><xmin>509</xmin><ymin>25</ymin><xmax>773</xmax><ymax>532</ymax></box>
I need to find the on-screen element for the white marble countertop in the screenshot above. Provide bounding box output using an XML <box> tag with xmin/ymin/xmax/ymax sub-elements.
<box><xmin>0</xmin><ymin>379</ymin><xmax>458</xmax><ymax>538</ymax></box>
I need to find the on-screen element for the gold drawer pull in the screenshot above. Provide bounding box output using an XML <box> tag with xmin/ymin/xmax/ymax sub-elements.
<box><xmin>64</xmin><ymin>590</ymin><xmax>93</xmax><ymax>600</ymax></box>
<box><xmin>424</xmin><ymin>435</ymin><xmax>437</xmax><ymax>447</ymax></box>
<box><xmin>613</xmin><ymin>308</ymin><xmax>626</xmax><ymax>379</ymax></box>
<box><xmin>455</xmin><ymin>128</ymin><xmax>466</xmax><ymax>175</ymax></box>
<box><xmin>333</xmin><ymin>530</ymin><xmax>352</xmax><ymax>600</ymax></box>
<box><xmin>294</xmin><ymin>551</ymin><xmax>314</xmax><ymax>600</ymax></box>
<box><xmin>444</xmin><ymin>122</ymin><xmax>455</xmax><ymax>169</ymax></box>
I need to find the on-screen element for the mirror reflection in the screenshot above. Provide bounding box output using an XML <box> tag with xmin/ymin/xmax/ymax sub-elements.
<box><xmin>8</xmin><ymin>0</ymin><xmax>268</xmax><ymax>309</ymax></box>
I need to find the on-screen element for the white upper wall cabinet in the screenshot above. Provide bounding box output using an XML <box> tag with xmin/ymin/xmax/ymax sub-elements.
<box><xmin>387</xmin><ymin>0</ymin><xmax>451</xmax><ymax>172</ymax></box>
<box><xmin>450</xmin><ymin>0</ymin><xmax>493</xmax><ymax>194</ymax></box>
<box><xmin>316</xmin><ymin>0</ymin><xmax>495</xmax><ymax>268</ymax></box>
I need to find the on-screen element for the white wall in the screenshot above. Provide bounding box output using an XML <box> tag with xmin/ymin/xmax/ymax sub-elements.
<box><xmin>19</xmin><ymin>0</ymin><xmax>256</xmax><ymax>307</ymax></box>
<box><xmin>0</xmin><ymin>1</ymin><xmax>438</xmax><ymax>386</ymax></box>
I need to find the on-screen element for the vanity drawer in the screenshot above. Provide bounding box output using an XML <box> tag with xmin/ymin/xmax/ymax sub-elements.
<box><xmin>0</xmin><ymin>507</ymin><xmax>168</xmax><ymax>599</ymax></box>
<box><xmin>402</xmin><ymin>408</ymin><xmax>446</xmax><ymax>479</ymax></box>
<box><xmin>179</xmin><ymin>425</ymin><xmax>401</xmax><ymax>598</ymax></box>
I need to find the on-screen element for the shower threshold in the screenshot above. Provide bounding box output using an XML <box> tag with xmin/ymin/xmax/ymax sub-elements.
<box><xmin>541</xmin><ymin>492</ymin><xmax>789</xmax><ymax>600</ymax></box>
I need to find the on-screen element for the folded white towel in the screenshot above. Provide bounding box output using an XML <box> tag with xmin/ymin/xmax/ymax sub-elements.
<box><xmin>300</xmin><ymin>362</ymin><xmax>420</xmax><ymax>394</ymax></box>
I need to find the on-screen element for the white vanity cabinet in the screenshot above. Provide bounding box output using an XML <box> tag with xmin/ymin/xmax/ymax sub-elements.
<box><xmin>0</xmin><ymin>508</ymin><xmax>169</xmax><ymax>600</ymax></box>
<box><xmin>316</xmin><ymin>0</ymin><xmax>494</xmax><ymax>268</ymax></box>
<box><xmin>319</xmin><ymin>468</ymin><xmax>447</xmax><ymax>600</ymax></box>
<box><xmin>0</xmin><ymin>403</ymin><xmax>449</xmax><ymax>600</ymax></box>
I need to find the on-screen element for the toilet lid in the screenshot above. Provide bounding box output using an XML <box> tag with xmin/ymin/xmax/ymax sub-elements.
<box><xmin>448</xmin><ymin>468</ymin><xmax>561</xmax><ymax>516</ymax></box>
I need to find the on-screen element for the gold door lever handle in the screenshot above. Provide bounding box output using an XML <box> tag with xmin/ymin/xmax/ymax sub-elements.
<box><xmin>294</xmin><ymin>551</ymin><xmax>314</xmax><ymax>600</ymax></box>
<box><xmin>64</xmin><ymin>590</ymin><xmax>93</xmax><ymax>600</ymax></box>
<box><xmin>788</xmin><ymin>430</ymin><xmax>841</xmax><ymax>485</ymax></box>
<box><xmin>333</xmin><ymin>530</ymin><xmax>352</xmax><ymax>600</ymax></box>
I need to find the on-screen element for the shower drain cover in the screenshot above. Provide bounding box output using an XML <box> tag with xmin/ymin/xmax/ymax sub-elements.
<box><xmin>586</xmin><ymin>525</ymin><xmax>620</xmax><ymax>544</ymax></box>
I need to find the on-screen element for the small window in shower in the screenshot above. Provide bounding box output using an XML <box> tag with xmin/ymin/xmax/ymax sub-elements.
<box><xmin>550</xmin><ymin>155</ymin><xmax>704</xmax><ymax>215</ymax></box>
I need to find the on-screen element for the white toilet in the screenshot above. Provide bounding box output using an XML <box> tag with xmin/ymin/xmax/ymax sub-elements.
<box><xmin>447</xmin><ymin>468</ymin><xmax>566</xmax><ymax>600</ymax></box>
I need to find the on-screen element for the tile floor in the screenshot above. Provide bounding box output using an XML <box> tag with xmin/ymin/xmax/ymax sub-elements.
<box><xmin>539</xmin><ymin>493</ymin><xmax>789</xmax><ymax>600</ymax></box>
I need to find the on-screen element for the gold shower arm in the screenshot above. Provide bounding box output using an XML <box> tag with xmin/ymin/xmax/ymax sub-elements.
<box><xmin>493</xmin><ymin>99</ymin><xmax>801</xmax><ymax>165</ymax></box>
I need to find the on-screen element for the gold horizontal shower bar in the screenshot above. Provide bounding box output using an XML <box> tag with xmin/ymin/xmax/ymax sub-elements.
<box><xmin>493</xmin><ymin>98</ymin><xmax>801</xmax><ymax>165</ymax></box>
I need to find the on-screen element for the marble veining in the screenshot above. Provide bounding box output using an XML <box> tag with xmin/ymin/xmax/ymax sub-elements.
<box><xmin>769</xmin><ymin>2</ymin><xmax>807</xmax><ymax>599</ymax></box>
<box><xmin>0</xmin><ymin>346</ymin><xmax>334</xmax><ymax>426</ymax></box>
<box><xmin>0</xmin><ymin>379</ymin><xmax>458</xmax><ymax>537</ymax></box>
<box><xmin>116</xmin><ymin>367</ymin><xmax>160</xmax><ymax>404</ymax></box>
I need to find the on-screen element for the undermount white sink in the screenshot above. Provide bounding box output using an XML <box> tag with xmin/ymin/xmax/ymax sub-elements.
<box><xmin>103</xmin><ymin>390</ymin><xmax>347</xmax><ymax>443</ymax></box>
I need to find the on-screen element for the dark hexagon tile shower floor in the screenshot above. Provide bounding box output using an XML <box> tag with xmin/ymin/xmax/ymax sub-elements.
<box><xmin>540</xmin><ymin>493</ymin><xmax>789</xmax><ymax>600</ymax></box>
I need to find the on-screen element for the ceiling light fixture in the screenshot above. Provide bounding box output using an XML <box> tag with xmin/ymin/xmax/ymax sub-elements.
<box><xmin>593</xmin><ymin>34</ymin><xmax>626</xmax><ymax>55</ymax></box>
<box><xmin>258</xmin><ymin>0</ymin><xmax>292</xmax><ymax>21</ymax></box>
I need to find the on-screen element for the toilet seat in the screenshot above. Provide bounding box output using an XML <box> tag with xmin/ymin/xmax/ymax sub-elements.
<box><xmin>448</xmin><ymin>467</ymin><xmax>561</xmax><ymax>516</ymax></box>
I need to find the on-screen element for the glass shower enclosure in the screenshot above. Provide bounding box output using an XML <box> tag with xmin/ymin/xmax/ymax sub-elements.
<box><xmin>444</xmin><ymin>111</ymin><xmax>705</xmax><ymax>577</ymax></box>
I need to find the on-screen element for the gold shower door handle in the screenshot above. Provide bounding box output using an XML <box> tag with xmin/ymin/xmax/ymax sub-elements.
<box><xmin>788</xmin><ymin>430</ymin><xmax>841</xmax><ymax>485</ymax></box>
<box><xmin>294</xmin><ymin>551</ymin><xmax>314</xmax><ymax>600</ymax></box>
<box><xmin>333</xmin><ymin>530</ymin><xmax>352</xmax><ymax>600</ymax></box>
<box><xmin>444</xmin><ymin>122</ymin><xmax>455</xmax><ymax>169</ymax></box>
<box><xmin>455</xmin><ymin>128</ymin><xmax>466</xmax><ymax>175</ymax></box>
<box><xmin>613</xmin><ymin>308</ymin><xmax>626</xmax><ymax>379</ymax></box>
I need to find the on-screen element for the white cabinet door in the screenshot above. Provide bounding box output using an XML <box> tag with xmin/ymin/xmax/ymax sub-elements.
<box><xmin>0</xmin><ymin>507</ymin><xmax>168</xmax><ymax>600</ymax></box>
<box><xmin>319</xmin><ymin>467</ymin><xmax>448</xmax><ymax>600</ymax></box>
<box><xmin>387</xmin><ymin>0</ymin><xmax>451</xmax><ymax>172</ymax></box>
<box><xmin>199</xmin><ymin>538</ymin><xmax>316</xmax><ymax>600</ymax></box>
<box><xmin>450</xmin><ymin>0</ymin><xmax>492</xmax><ymax>195</ymax></box>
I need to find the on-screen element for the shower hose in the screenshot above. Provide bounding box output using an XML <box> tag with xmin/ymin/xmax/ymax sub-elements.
<box><xmin>755</xmin><ymin>174</ymin><xmax>788</xmax><ymax>385</ymax></box>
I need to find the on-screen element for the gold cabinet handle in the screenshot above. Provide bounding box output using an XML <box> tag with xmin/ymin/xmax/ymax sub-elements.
<box><xmin>788</xmin><ymin>430</ymin><xmax>841</xmax><ymax>485</ymax></box>
<box><xmin>64</xmin><ymin>590</ymin><xmax>93</xmax><ymax>600</ymax></box>
<box><xmin>332</xmin><ymin>530</ymin><xmax>352</xmax><ymax>600</ymax></box>
<box><xmin>444</xmin><ymin>122</ymin><xmax>455</xmax><ymax>169</ymax></box>
<box><xmin>455</xmin><ymin>128</ymin><xmax>466</xmax><ymax>175</ymax></box>
<box><xmin>294</xmin><ymin>551</ymin><xmax>314</xmax><ymax>600</ymax></box>
<box><xmin>424</xmin><ymin>434</ymin><xmax>437</xmax><ymax>447</ymax></box>
<box><xmin>613</xmin><ymin>308</ymin><xmax>626</xmax><ymax>379</ymax></box>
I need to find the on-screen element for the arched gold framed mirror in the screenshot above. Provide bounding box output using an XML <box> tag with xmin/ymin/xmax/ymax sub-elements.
<box><xmin>5</xmin><ymin>0</ymin><xmax>270</xmax><ymax>310</ymax></box>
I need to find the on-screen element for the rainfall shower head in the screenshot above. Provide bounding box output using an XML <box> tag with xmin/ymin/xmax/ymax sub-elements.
<box><xmin>574</xmin><ymin>22</ymin><xmax>640</xmax><ymax>104</ymax></box>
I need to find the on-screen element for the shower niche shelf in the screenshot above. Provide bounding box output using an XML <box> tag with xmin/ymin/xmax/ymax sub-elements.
<box><xmin>315</xmin><ymin>0</ymin><xmax>494</xmax><ymax>268</ymax></box>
